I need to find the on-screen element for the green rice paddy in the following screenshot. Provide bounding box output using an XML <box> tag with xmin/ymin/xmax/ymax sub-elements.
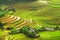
<box><xmin>0</xmin><ymin>0</ymin><xmax>60</xmax><ymax>40</ymax></box>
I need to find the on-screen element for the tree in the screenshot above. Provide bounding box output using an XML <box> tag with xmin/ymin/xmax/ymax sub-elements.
<box><xmin>10</xmin><ymin>26</ymin><xmax>40</xmax><ymax>38</ymax></box>
<box><xmin>0</xmin><ymin>0</ymin><xmax>37</xmax><ymax>4</ymax></box>
<box><xmin>19</xmin><ymin>26</ymin><xmax>39</xmax><ymax>38</ymax></box>
<box><xmin>9</xmin><ymin>27</ymin><xmax>17</xmax><ymax>35</ymax></box>
<box><xmin>0</xmin><ymin>9</ymin><xmax>5</xmax><ymax>17</ymax></box>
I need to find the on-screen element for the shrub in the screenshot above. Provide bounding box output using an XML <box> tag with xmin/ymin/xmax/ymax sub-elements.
<box><xmin>34</xmin><ymin>26</ymin><xmax>46</xmax><ymax>32</ymax></box>
<box><xmin>10</xmin><ymin>26</ymin><xmax>40</xmax><ymax>38</ymax></box>
<box><xmin>0</xmin><ymin>10</ymin><xmax>5</xmax><ymax>17</ymax></box>
<box><xmin>54</xmin><ymin>25</ymin><xmax>60</xmax><ymax>30</ymax></box>
<box><xmin>19</xmin><ymin>26</ymin><xmax>40</xmax><ymax>38</ymax></box>
<box><xmin>27</xmin><ymin>32</ymin><xmax>36</xmax><ymax>38</ymax></box>
<box><xmin>9</xmin><ymin>27</ymin><xmax>18</xmax><ymax>35</ymax></box>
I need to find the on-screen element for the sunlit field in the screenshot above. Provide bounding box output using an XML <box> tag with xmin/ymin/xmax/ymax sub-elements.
<box><xmin>0</xmin><ymin>0</ymin><xmax>60</xmax><ymax>40</ymax></box>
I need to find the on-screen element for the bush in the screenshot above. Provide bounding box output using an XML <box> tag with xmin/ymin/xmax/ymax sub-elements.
<box><xmin>19</xmin><ymin>26</ymin><xmax>40</xmax><ymax>38</ymax></box>
<box><xmin>0</xmin><ymin>10</ymin><xmax>5</xmax><ymax>17</ymax></box>
<box><xmin>10</xmin><ymin>26</ymin><xmax>40</xmax><ymax>38</ymax></box>
<box><xmin>9</xmin><ymin>27</ymin><xmax>19</xmax><ymax>35</ymax></box>
<box><xmin>19</xmin><ymin>26</ymin><xmax>30</xmax><ymax>33</ymax></box>
<box><xmin>54</xmin><ymin>25</ymin><xmax>60</xmax><ymax>30</ymax></box>
<box><xmin>34</xmin><ymin>26</ymin><xmax>46</xmax><ymax>32</ymax></box>
<box><xmin>27</xmin><ymin>32</ymin><xmax>36</xmax><ymax>38</ymax></box>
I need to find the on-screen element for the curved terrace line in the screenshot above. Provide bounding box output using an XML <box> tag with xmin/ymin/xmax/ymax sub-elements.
<box><xmin>38</xmin><ymin>0</ymin><xmax>60</xmax><ymax>7</ymax></box>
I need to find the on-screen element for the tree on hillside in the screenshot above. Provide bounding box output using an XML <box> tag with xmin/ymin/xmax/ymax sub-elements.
<box><xmin>0</xmin><ymin>0</ymin><xmax>37</xmax><ymax>4</ymax></box>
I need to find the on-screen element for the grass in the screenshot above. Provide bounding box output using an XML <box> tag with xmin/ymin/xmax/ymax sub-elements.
<box><xmin>5</xmin><ymin>30</ymin><xmax>60</xmax><ymax>40</ymax></box>
<box><xmin>40</xmin><ymin>30</ymin><xmax>60</xmax><ymax>38</ymax></box>
<box><xmin>49</xmin><ymin>0</ymin><xmax>60</xmax><ymax>3</ymax></box>
<box><xmin>5</xmin><ymin>33</ymin><xmax>34</xmax><ymax>40</ymax></box>
<box><xmin>0</xmin><ymin>30</ymin><xmax>4</xmax><ymax>37</ymax></box>
<box><xmin>39</xmin><ymin>30</ymin><xmax>60</xmax><ymax>40</ymax></box>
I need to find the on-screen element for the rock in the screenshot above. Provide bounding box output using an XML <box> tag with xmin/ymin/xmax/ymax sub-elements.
<box><xmin>45</xmin><ymin>27</ymin><xmax>54</xmax><ymax>31</ymax></box>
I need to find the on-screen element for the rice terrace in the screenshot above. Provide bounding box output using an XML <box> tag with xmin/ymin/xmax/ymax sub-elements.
<box><xmin>0</xmin><ymin>0</ymin><xmax>60</xmax><ymax>40</ymax></box>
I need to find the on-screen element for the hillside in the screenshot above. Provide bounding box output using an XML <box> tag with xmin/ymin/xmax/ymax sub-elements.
<box><xmin>0</xmin><ymin>0</ymin><xmax>60</xmax><ymax>40</ymax></box>
<box><xmin>6</xmin><ymin>0</ymin><xmax>60</xmax><ymax>26</ymax></box>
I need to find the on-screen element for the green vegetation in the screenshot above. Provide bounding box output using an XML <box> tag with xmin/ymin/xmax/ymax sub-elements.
<box><xmin>0</xmin><ymin>10</ymin><xmax>5</xmax><ymax>17</ymax></box>
<box><xmin>39</xmin><ymin>30</ymin><xmax>60</xmax><ymax>40</ymax></box>
<box><xmin>0</xmin><ymin>30</ymin><xmax>4</xmax><ymax>37</ymax></box>
<box><xmin>10</xmin><ymin>26</ymin><xmax>40</xmax><ymax>38</ymax></box>
<box><xmin>5</xmin><ymin>34</ymin><xmax>34</xmax><ymax>40</ymax></box>
<box><xmin>0</xmin><ymin>0</ymin><xmax>60</xmax><ymax>40</ymax></box>
<box><xmin>48</xmin><ymin>0</ymin><xmax>60</xmax><ymax>7</ymax></box>
<box><xmin>0</xmin><ymin>0</ymin><xmax>37</xmax><ymax>4</ymax></box>
<box><xmin>49</xmin><ymin>0</ymin><xmax>60</xmax><ymax>3</ymax></box>
<box><xmin>5</xmin><ymin>30</ymin><xmax>60</xmax><ymax>40</ymax></box>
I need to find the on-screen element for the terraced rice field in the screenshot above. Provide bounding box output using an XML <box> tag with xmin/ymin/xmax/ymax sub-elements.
<box><xmin>0</xmin><ymin>15</ymin><xmax>33</xmax><ymax>30</ymax></box>
<box><xmin>0</xmin><ymin>0</ymin><xmax>60</xmax><ymax>40</ymax></box>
